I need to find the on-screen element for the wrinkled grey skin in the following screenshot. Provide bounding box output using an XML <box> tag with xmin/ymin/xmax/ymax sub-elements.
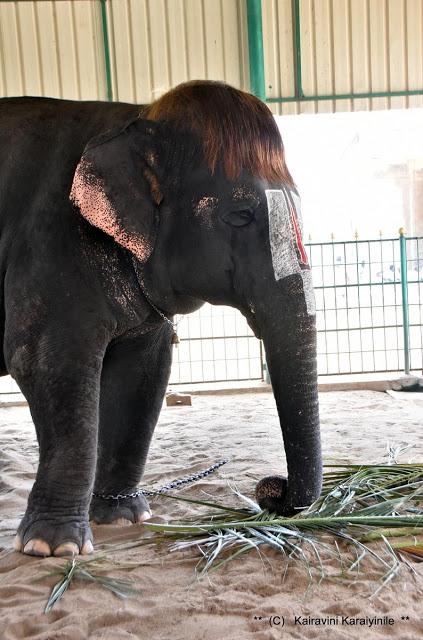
<box><xmin>0</xmin><ymin>96</ymin><xmax>322</xmax><ymax>557</ymax></box>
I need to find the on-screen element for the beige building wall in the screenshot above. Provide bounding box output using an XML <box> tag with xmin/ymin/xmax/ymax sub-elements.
<box><xmin>106</xmin><ymin>0</ymin><xmax>249</xmax><ymax>104</ymax></box>
<box><xmin>0</xmin><ymin>0</ymin><xmax>422</xmax><ymax>112</ymax></box>
<box><xmin>0</xmin><ymin>0</ymin><xmax>249</xmax><ymax>103</ymax></box>
<box><xmin>264</xmin><ymin>0</ymin><xmax>423</xmax><ymax>115</ymax></box>
<box><xmin>0</xmin><ymin>0</ymin><xmax>106</xmax><ymax>99</ymax></box>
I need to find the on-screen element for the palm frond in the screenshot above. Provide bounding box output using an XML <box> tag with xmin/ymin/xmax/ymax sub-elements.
<box><xmin>41</xmin><ymin>555</ymin><xmax>139</xmax><ymax>613</ymax></box>
<box><xmin>38</xmin><ymin>460</ymin><xmax>423</xmax><ymax>611</ymax></box>
<box><xmin>143</xmin><ymin>462</ymin><xmax>423</xmax><ymax>593</ymax></box>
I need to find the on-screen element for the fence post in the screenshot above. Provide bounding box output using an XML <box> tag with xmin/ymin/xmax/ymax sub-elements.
<box><xmin>399</xmin><ymin>228</ymin><xmax>411</xmax><ymax>375</ymax></box>
<box><xmin>260</xmin><ymin>341</ymin><xmax>271</xmax><ymax>383</ymax></box>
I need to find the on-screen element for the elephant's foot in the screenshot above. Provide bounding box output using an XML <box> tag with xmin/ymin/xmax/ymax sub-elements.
<box><xmin>14</xmin><ymin>513</ymin><xmax>93</xmax><ymax>557</ymax></box>
<box><xmin>255</xmin><ymin>475</ymin><xmax>297</xmax><ymax>516</ymax></box>
<box><xmin>89</xmin><ymin>494</ymin><xmax>151</xmax><ymax>526</ymax></box>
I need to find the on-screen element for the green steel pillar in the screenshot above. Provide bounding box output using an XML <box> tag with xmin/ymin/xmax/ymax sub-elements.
<box><xmin>399</xmin><ymin>228</ymin><xmax>411</xmax><ymax>375</ymax></box>
<box><xmin>292</xmin><ymin>0</ymin><xmax>304</xmax><ymax>98</ymax></box>
<box><xmin>100</xmin><ymin>0</ymin><xmax>113</xmax><ymax>101</ymax></box>
<box><xmin>246</xmin><ymin>0</ymin><xmax>266</xmax><ymax>101</ymax></box>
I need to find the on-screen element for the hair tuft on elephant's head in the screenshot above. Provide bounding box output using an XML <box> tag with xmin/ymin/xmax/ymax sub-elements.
<box><xmin>144</xmin><ymin>80</ymin><xmax>294</xmax><ymax>187</ymax></box>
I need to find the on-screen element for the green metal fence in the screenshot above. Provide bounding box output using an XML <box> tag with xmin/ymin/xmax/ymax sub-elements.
<box><xmin>310</xmin><ymin>232</ymin><xmax>422</xmax><ymax>376</ymax></box>
<box><xmin>169</xmin><ymin>306</ymin><xmax>263</xmax><ymax>385</ymax></box>
<box><xmin>169</xmin><ymin>233</ymin><xmax>423</xmax><ymax>385</ymax></box>
<box><xmin>400</xmin><ymin>234</ymin><xmax>422</xmax><ymax>374</ymax></box>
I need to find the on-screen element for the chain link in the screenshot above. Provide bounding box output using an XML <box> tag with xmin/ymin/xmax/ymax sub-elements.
<box><xmin>131</xmin><ymin>256</ymin><xmax>177</xmax><ymax>332</ymax></box>
<box><xmin>92</xmin><ymin>459</ymin><xmax>229</xmax><ymax>501</ymax></box>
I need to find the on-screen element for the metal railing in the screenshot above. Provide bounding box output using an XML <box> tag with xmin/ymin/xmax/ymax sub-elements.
<box><xmin>170</xmin><ymin>305</ymin><xmax>263</xmax><ymax>385</ymax></box>
<box><xmin>169</xmin><ymin>232</ymin><xmax>423</xmax><ymax>385</ymax></box>
<box><xmin>309</xmin><ymin>232</ymin><xmax>422</xmax><ymax>376</ymax></box>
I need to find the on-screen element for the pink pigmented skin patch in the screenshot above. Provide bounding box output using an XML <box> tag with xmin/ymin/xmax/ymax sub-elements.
<box><xmin>70</xmin><ymin>158</ymin><xmax>152</xmax><ymax>263</ymax></box>
<box><xmin>194</xmin><ymin>196</ymin><xmax>218</xmax><ymax>229</ymax></box>
<box><xmin>232</xmin><ymin>186</ymin><xmax>260</xmax><ymax>206</ymax></box>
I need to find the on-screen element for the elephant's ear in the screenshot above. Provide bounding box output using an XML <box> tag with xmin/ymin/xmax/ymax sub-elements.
<box><xmin>70</xmin><ymin>118</ymin><xmax>163</xmax><ymax>263</ymax></box>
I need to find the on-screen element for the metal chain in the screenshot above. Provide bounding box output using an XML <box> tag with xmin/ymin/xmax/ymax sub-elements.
<box><xmin>142</xmin><ymin>292</ymin><xmax>176</xmax><ymax>332</ymax></box>
<box><xmin>131</xmin><ymin>256</ymin><xmax>177</xmax><ymax>332</ymax></box>
<box><xmin>92</xmin><ymin>459</ymin><xmax>229</xmax><ymax>501</ymax></box>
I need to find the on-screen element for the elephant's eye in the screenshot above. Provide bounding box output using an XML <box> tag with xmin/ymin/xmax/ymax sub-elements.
<box><xmin>221</xmin><ymin>208</ymin><xmax>254</xmax><ymax>227</ymax></box>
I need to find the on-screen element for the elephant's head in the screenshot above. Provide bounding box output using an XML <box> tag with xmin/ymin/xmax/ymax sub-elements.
<box><xmin>70</xmin><ymin>80</ymin><xmax>322</xmax><ymax>515</ymax></box>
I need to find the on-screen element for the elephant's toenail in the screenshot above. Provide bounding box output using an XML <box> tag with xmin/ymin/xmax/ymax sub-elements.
<box><xmin>81</xmin><ymin>540</ymin><xmax>94</xmax><ymax>555</ymax></box>
<box><xmin>111</xmin><ymin>518</ymin><xmax>132</xmax><ymax>526</ymax></box>
<box><xmin>53</xmin><ymin>542</ymin><xmax>80</xmax><ymax>557</ymax></box>
<box><xmin>23</xmin><ymin>539</ymin><xmax>51</xmax><ymax>557</ymax></box>
<box><xmin>137</xmin><ymin>511</ymin><xmax>152</xmax><ymax>523</ymax></box>
<box><xmin>13</xmin><ymin>534</ymin><xmax>23</xmax><ymax>552</ymax></box>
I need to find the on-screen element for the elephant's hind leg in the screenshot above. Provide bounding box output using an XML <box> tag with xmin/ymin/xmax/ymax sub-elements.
<box><xmin>90</xmin><ymin>323</ymin><xmax>173</xmax><ymax>525</ymax></box>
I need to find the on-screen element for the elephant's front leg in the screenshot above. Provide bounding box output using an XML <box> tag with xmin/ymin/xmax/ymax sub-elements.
<box><xmin>8</xmin><ymin>330</ymin><xmax>107</xmax><ymax>557</ymax></box>
<box><xmin>90</xmin><ymin>324</ymin><xmax>173</xmax><ymax>525</ymax></box>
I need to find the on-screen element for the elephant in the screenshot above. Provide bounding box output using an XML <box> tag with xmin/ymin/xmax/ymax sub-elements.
<box><xmin>0</xmin><ymin>80</ymin><xmax>322</xmax><ymax>557</ymax></box>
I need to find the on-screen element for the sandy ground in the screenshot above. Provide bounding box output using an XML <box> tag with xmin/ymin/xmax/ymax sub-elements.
<box><xmin>0</xmin><ymin>390</ymin><xmax>423</xmax><ymax>640</ymax></box>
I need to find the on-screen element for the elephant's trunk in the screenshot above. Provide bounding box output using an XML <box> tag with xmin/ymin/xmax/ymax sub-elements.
<box><xmin>254</xmin><ymin>277</ymin><xmax>322</xmax><ymax>515</ymax></box>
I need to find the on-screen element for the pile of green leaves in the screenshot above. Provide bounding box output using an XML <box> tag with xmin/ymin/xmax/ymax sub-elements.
<box><xmin>40</xmin><ymin>459</ymin><xmax>423</xmax><ymax>611</ymax></box>
<box><xmin>144</xmin><ymin>461</ymin><xmax>423</xmax><ymax>594</ymax></box>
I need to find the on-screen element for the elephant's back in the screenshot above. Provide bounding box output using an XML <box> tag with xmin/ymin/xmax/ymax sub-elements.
<box><xmin>0</xmin><ymin>97</ymin><xmax>140</xmax><ymax>234</ymax></box>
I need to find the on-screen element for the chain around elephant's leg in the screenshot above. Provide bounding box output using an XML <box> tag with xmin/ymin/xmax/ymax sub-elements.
<box><xmin>90</xmin><ymin>324</ymin><xmax>173</xmax><ymax>526</ymax></box>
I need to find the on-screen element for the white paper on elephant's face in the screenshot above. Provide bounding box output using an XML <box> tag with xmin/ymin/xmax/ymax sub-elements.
<box><xmin>265</xmin><ymin>188</ymin><xmax>316</xmax><ymax>315</ymax></box>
